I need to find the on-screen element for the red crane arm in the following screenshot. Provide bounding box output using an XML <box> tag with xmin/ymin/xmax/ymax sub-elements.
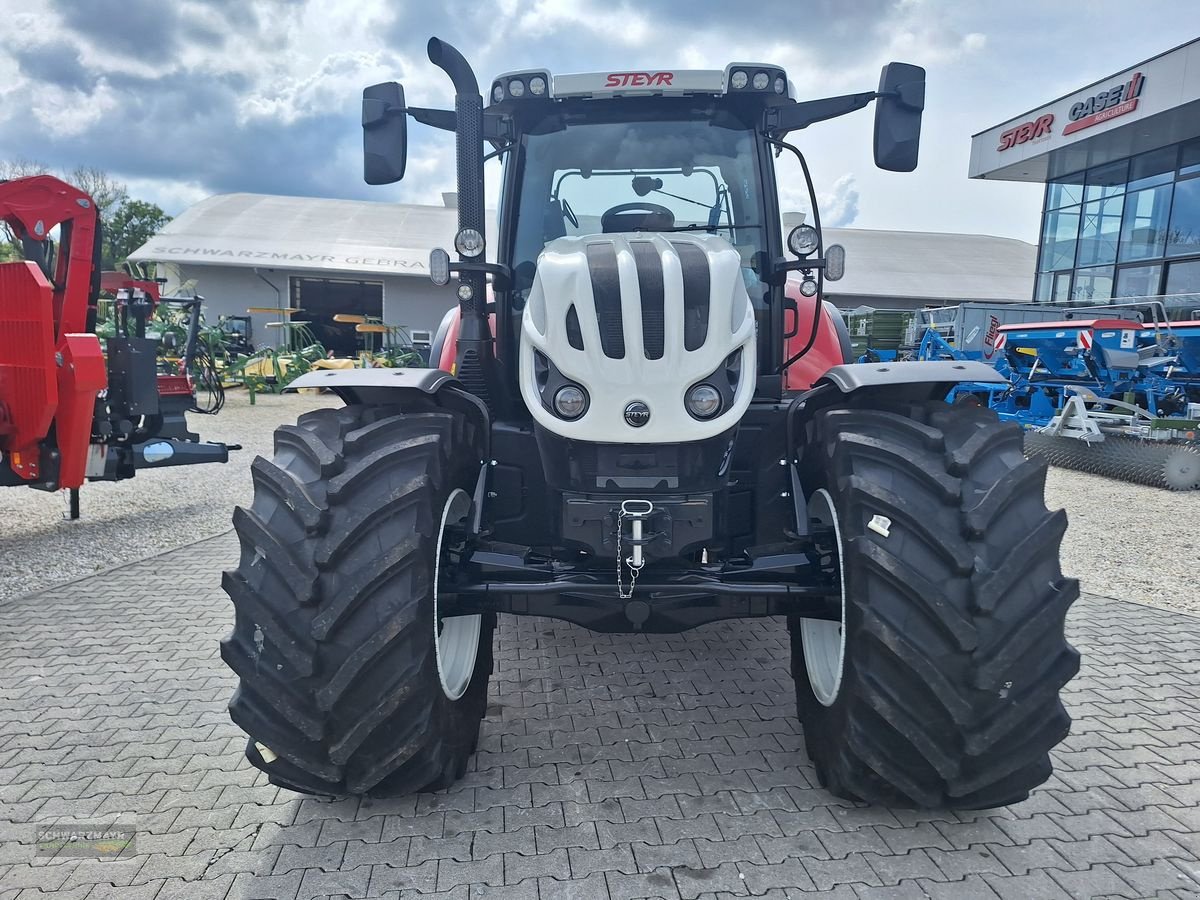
<box><xmin>0</xmin><ymin>174</ymin><xmax>100</xmax><ymax>339</ymax></box>
<box><xmin>0</xmin><ymin>175</ymin><xmax>106</xmax><ymax>488</ymax></box>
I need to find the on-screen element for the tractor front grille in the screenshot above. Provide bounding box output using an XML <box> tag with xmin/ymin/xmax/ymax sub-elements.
<box><xmin>582</xmin><ymin>238</ymin><xmax>712</xmax><ymax>361</ymax></box>
<box><xmin>585</xmin><ymin>243</ymin><xmax>625</xmax><ymax>359</ymax></box>
<box><xmin>630</xmin><ymin>241</ymin><xmax>665</xmax><ymax>360</ymax></box>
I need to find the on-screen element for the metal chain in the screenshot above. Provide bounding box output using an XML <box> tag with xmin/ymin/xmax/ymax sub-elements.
<box><xmin>615</xmin><ymin>508</ymin><xmax>644</xmax><ymax>600</ymax></box>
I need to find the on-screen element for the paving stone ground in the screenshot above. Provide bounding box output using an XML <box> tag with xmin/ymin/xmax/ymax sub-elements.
<box><xmin>1</xmin><ymin>531</ymin><xmax>1199</xmax><ymax>900</ymax></box>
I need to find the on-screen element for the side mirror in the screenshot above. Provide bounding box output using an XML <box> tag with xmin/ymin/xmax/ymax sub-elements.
<box><xmin>873</xmin><ymin>63</ymin><xmax>925</xmax><ymax>172</ymax></box>
<box><xmin>824</xmin><ymin>244</ymin><xmax>846</xmax><ymax>281</ymax></box>
<box><xmin>363</xmin><ymin>82</ymin><xmax>407</xmax><ymax>185</ymax></box>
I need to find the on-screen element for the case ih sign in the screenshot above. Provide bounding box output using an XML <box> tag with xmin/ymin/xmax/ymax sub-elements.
<box><xmin>998</xmin><ymin>114</ymin><xmax>1054</xmax><ymax>151</ymax></box>
<box><xmin>1063</xmin><ymin>72</ymin><xmax>1145</xmax><ymax>135</ymax></box>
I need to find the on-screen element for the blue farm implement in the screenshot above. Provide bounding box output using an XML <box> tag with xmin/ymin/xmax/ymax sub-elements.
<box><xmin>928</xmin><ymin>311</ymin><xmax>1200</xmax><ymax>490</ymax></box>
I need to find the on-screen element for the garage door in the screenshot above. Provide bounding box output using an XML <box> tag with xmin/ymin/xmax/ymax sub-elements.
<box><xmin>290</xmin><ymin>277</ymin><xmax>383</xmax><ymax>356</ymax></box>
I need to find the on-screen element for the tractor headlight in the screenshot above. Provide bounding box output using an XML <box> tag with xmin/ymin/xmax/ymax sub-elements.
<box><xmin>730</xmin><ymin>70</ymin><xmax>748</xmax><ymax>90</ymax></box>
<box><xmin>774</xmin><ymin>75</ymin><xmax>786</xmax><ymax>94</ymax></box>
<box><xmin>508</xmin><ymin>78</ymin><xmax>525</xmax><ymax>98</ymax></box>
<box><xmin>529</xmin><ymin>75</ymin><xmax>547</xmax><ymax>96</ymax></box>
<box><xmin>788</xmin><ymin>224</ymin><xmax>819</xmax><ymax>257</ymax></box>
<box><xmin>492</xmin><ymin>84</ymin><xmax>504</xmax><ymax>103</ymax></box>
<box><xmin>454</xmin><ymin>227</ymin><xmax>484</xmax><ymax>258</ymax></box>
<box><xmin>553</xmin><ymin>385</ymin><xmax>588</xmax><ymax>419</ymax></box>
<box><xmin>685</xmin><ymin>383</ymin><xmax>722</xmax><ymax>419</ymax></box>
<box><xmin>752</xmin><ymin>71</ymin><xmax>770</xmax><ymax>90</ymax></box>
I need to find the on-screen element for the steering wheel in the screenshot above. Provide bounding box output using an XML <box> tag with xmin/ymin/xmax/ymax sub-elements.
<box><xmin>601</xmin><ymin>202</ymin><xmax>675</xmax><ymax>233</ymax></box>
<box><xmin>561</xmin><ymin>198</ymin><xmax>579</xmax><ymax>229</ymax></box>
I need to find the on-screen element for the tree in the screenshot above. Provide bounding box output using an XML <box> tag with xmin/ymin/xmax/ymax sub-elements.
<box><xmin>106</xmin><ymin>199</ymin><xmax>171</xmax><ymax>268</ymax></box>
<box><xmin>66</xmin><ymin>166</ymin><xmax>127</xmax><ymax>222</ymax></box>
<box><xmin>0</xmin><ymin>158</ymin><xmax>52</xmax><ymax>180</ymax></box>
<box><xmin>0</xmin><ymin>161</ymin><xmax>169</xmax><ymax>269</ymax></box>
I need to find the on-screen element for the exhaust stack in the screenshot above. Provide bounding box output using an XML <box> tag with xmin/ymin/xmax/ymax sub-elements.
<box><xmin>427</xmin><ymin>38</ymin><xmax>498</xmax><ymax>407</ymax></box>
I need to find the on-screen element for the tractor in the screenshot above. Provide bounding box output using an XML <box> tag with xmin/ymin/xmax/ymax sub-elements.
<box><xmin>223</xmin><ymin>39</ymin><xmax>1080</xmax><ymax>808</ymax></box>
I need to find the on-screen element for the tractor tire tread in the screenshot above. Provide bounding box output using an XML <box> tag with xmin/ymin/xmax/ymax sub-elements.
<box><xmin>792</xmin><ymin>399</ymin><xmax>1078</xmax><ymax>808</ymax></box>
<box><xmin>222</xmin><ymin>404</ymin><xmax>492</xmax><ymax>797</ymax></box>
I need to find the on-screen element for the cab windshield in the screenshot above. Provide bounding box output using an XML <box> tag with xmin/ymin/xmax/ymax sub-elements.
<box><xmin>509</xmin><ymin>113</ymin><xmax>769</xmax><ymax>305</ymax></box>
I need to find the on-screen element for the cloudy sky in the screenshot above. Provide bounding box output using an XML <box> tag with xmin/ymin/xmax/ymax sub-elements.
<box><xmin>0</xmin><ymin>0</ymin><xmax>1193</xmax><ymax>241</ymax></box>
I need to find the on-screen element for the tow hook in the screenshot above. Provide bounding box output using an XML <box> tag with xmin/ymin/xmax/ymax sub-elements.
<box><xmin>616</xmin><ymin>499</ymin><xmax>654</xmax><ymax>599</ymax></box>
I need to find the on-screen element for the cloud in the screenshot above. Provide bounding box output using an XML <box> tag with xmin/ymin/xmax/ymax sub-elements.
<box><xmin>818</xmin><ymin>175</ymin><xmax>861</xmax><ymax>228</ymax></box>
<box><xmin>54</xmin><ymin>0</ymin><xmax>186</xmax><ymax>56</ymax></box>
<box><xmin>0</xmin><ymin>0</ymin><xmax>986</xmax><ymax>216</ymax></box>
<box><xmin>9</xmin><ymin>41</ymin><xmax>91</xmax><ymax>90</ymax></box>
<box><xmin>0</xmin><ymin>0</ymin><xmax>1183</xmax><ymax>245</ymax></box>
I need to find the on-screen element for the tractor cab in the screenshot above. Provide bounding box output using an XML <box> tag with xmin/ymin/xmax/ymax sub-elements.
<box><xmin>492</xmin><ymin>66</ymin><xmax>792</xmax><ymax>379</ymax></box>
<box><xmin>364</xmin><ymin>46</ymin><xmax>924</xmax><ymax>407</ymax></box>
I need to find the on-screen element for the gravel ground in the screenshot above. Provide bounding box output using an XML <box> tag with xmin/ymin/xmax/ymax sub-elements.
<box><xmin>1045</xmin><ymin>466</ymin><xmax>1199</xmax><ymax>613</ymax></box>
<box><xmin>2</xmin><ymin>397</ymin><xmax>1194</xmax><ymax>612</ymax></box>
<box><xmin>0</xmin><ymin>390</ymin><xmax>337</xmax><ymax>602</ymax></box>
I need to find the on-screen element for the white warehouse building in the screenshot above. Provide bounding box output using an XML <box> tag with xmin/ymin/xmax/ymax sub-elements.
<box><xmin>129</xmin><ymin>192</ymin><xmax>469</xmax><ymax>355</ymax></box>
<box><xmin>130</xmin><ymin>192</ymin><xmax>1037</xmax><ymax>355</ymax></box>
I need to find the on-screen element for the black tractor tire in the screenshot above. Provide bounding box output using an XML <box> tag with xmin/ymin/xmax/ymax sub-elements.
<box><xmin>790</xmin><ymin>399</ymin><xmax>1080</xmax><ymax>809</ymax></box>
<box><xmin>220</xmin><ymin>403</ymin><xmax>493</xmax><ymax>797</ymax></box>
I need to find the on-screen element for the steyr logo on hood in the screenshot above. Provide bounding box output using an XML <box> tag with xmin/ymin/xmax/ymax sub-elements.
<box><xmin>624</xmin><ymin>401</ymin><xmax>651</xmax><ymax>427</ymax></box>
<box><xmin>605</xmin><ymin>72</ymin><xmax>674</xmax><ymax>88</ymax></box>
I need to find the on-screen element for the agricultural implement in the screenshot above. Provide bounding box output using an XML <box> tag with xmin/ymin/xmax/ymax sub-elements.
<box><xmin>0</xmin><ymin>175</ymin><xmax>231</xmax><ymax>517</ymax></box>
<box><xmin>223</xmin><ymin>39</ymin><xmax>1079</xmax><ymax>809</ymax></box>
<box><xmin>921</xmin><ymin>307</ymin><xmax>1200</xmax><ymax>490</ymax></box>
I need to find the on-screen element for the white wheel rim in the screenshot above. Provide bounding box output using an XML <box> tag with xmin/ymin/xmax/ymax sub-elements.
<box><xmin>433</xmin><ymin>488</ymin><xmax>481</xmax><ymax>700</ymax></box>
<box><xmin>801</xmin><ymin>488</ymin><xmax>846</xmax><ymax>707</ymax></box>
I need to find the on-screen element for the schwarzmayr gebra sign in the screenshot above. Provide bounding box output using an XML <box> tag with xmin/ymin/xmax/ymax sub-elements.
<box><xmin>142</xmin><ymin>244</ymin><xmax>427</xmax><ymax>271</ymax></box>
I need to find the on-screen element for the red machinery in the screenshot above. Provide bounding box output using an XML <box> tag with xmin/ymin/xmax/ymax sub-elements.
<box><xmin>0</xmin><ymin>175</ymin><xmax>229</xmax><ymax>516</ymax></box>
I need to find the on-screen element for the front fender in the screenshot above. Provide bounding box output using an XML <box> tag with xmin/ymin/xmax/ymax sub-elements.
<box><xmin>285</xmin><ymin>367</ymin><xmax>490</xmax><ymax>455</ymax></box>
<box><xmin>817</xmin><ymin>360</ymin><xmax>1006</xmax><ymax>394</ymax></box>
<box><xmin>286</xmin><ymin>366</ymin><xmax>459</xmax><ymax>397</ymax></box>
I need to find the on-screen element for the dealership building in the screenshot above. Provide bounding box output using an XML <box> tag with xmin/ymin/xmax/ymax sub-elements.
<box><xmin>131</xmin><ymin>193</ymin><xmax>1034</xmax><ymax>353</ymax></box>
<box><xmin>970</xmin><ymin>37</ymin><xmax>1200</xmax><ymax>310</ymax></box>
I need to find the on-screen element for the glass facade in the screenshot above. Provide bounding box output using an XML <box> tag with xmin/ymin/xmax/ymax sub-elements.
<box><xmin>1035</xmin><ymin>138</ymin><xmax>1200</xmax><ymax>304</ymax></box>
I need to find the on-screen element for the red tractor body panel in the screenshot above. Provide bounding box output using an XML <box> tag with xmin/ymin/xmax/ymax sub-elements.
<box><xmin>783</xmin><ymin>286</ymin><xmax>849</xmax><ymax>393</ymax></box>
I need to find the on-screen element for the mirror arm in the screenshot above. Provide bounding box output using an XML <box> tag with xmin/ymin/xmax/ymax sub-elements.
<box><xmin>765</xmin><ymin>90</ymin><xmax>878</xmax><ymax>135</ymax></box>
<box><xmin>406</xmin><ymin>106</ymin><xmax>457</xmax><ymax>130</ymax></box>
<box><xmin>397</xmin><ymin>107</ymin><xmax>513</xmax><ymax>141</ymax></box>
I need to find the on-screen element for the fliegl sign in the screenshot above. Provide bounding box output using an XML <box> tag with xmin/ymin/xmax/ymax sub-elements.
<box><xmin>1063</xmin><ymin>72</ymin><xmax>1145</xmax><ymax>135</ymax></box>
